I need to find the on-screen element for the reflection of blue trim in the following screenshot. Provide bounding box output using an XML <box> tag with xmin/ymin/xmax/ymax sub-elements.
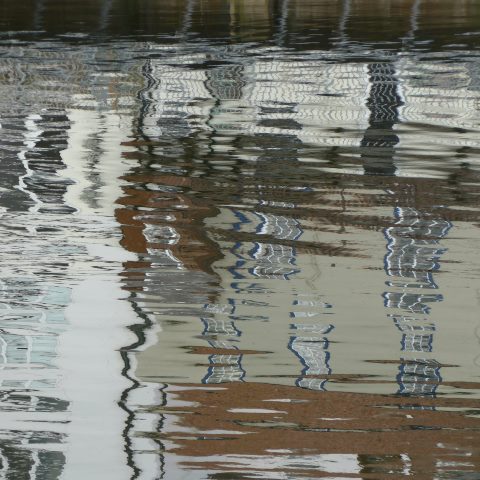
<box><xmin>288</xmin><ymin>336</ymin><xmax>331</xmax><ymax>377</ymax></box>
<box><xmin>293</xmin><ymin>225</ymin><xmax>303</xmax><ymax>241</ymax></box>
<box><xmin>231</xmin><ymin>241</ymin><xmax>243</xmax><ymax>258</ymax></box>
<box><xmin>231</xmin><ymin>282</ymin><xmax>267</xmax><ymax>294</ymax></box>
<box><xmin>253</xmin><ymin>212</ymin><xmax>267</xmax><ymax>234</ymax></box>
<box><xmin>287</xmin><ymin>253</ymin><xmax>296</xmax><ymax>268</ymax></box>
<box><xmin>232</xmin><ymin>210</ymin><xmax>250</xmax><ymax>232</ymax></box>
<box><xmin>295</xmin><ymin>377</ymin><xmax>327</xmax><ymax>391</ymax></box>
<box><xmin>383</xmin><ymin>225</ymin><xmax>394</xmax><ymax>274</ymax></box>
<box><xmin>382</xmin><ymin>291</ymin><xmax>390</xmax><ymax>308</ymax></box>
<box><xmin>228</xmin><ymin>259</ymin><xmax>246</xmax><ymax>280</ymax></box>
<box><xmin>250</xmin><ymin>242</ymin><xmax>260</xmax><ymax>258</ymax></box>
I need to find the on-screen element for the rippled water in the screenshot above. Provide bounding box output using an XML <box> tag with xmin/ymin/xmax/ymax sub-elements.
<box><xmin>1</xmin><ymin>1</ymin><xmax>480</xmax><ymax>478</ymax></box>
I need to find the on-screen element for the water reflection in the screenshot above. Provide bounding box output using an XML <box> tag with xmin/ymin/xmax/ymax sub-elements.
<box><xmin>0</xmin><ymin>1</ymin><xmax>480</xmax><ymax>479</ymax></box>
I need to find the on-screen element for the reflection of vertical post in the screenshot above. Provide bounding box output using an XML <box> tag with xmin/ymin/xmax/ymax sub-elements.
<box><xmin>20</xmin><ymin>111</ymin><xmax>75</xmax><ymax>214</ymax></box>
<box><xmin>178</xmin><ymin>0</ymin><xmax>196</xmax><ymax>39</ymax></box>
<box><xmin>33</xmin><ymin>0</ymin><xmax>45</xmax><ymax>31</ymax></box>
<box><xmin>99</xmin><ymin>0</ymin><xmax>113</xmax><ymax>31</ymax></box>
<box><xmin>119</xmin><ymin>45</ymin><xmax>224</xmax><ymax>475</ymax></box>
<box><xmin>337</xmin><ymin>0</ymin><xmax>351</xmax><ymax>47</ymax></box>
<box><xmin>275</xmin><ymin>0</ymin><xmax>290</xmax><ymax>47</ymax></box>
<box><xmin>361</xmin><ymin>62</ymin><xmax>402</xmax><ymax>175</ymax></box>
<box><xmin>201</xmin><ymin>312</ymin><xmax>245</xmax><ymax>384</ymax></box>
<box><xmin>404</xmin><ymin>0</ymin><xmax>422</xmax><ymax>44</ymax></box>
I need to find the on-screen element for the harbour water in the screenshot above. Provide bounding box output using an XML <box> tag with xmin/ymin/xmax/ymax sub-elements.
<box><xmin>0</xmin><ymin>1</ymin><xmax>480</xmax><ymax>478</ymax></box>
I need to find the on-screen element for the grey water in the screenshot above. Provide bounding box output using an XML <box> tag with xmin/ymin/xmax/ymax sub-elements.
<box><xmin>0</xmin><ymin>0</ymin><xmax>480</xmax><ymax>478</ymax></box>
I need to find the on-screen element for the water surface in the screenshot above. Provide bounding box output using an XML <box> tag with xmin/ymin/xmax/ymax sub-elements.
<box><xmin>0</xmin><ymin>1</ymin><xmax>480</xmax><ymax>478</ymax></box>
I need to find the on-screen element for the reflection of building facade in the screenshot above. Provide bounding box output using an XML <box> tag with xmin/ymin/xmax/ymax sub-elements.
<box><xmin>1</xmin><ymin>2</ymin><xmax>480</xmax><ymax>479</ymax></box>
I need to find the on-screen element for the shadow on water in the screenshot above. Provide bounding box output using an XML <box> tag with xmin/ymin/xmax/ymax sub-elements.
<box><xmin>0</xmin><ymin>0</ymin><xmax>480</xmax><ymax>479</ymax></box>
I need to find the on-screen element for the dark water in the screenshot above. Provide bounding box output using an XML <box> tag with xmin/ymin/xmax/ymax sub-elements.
<box><xmin>1</xmin><ymin>0</ymin><xmax>480</xmax><ymax>478</ymax></box>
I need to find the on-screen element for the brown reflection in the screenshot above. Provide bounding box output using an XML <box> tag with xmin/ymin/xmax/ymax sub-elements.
<box><xmin>144</xmin><ymin>382</ymin><xmax>480</xmax><ymax>478</ymax></box>
<box><xmin>116</xmin><ymin>160</ymin><xmax>222</xmax><ymax>275</ymax></box>
<box><xmin>1</xmin><ymin>0</ymin><xmax>480</xmax><ymax>50</ymax></box>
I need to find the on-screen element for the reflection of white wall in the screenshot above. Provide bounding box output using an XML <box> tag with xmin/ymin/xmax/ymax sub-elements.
<box><xmin>396</xmin><ymin>57</ymin><xmax>480</xmax><ymax>177</ymax></box>
<box><xmin>142</xmin><ymin>49</ymin><xmax>214</xmax><ymax>139</ymax></box>
<box><xmin>142</xmin><ymin>47</ymin><xmax>371</xmax><ymax>150</ymax></box>
<box><xmin>244</xmin><ymin>60</ymin><xmax>370</xmax><ymax>147</ymax></box>
<box><xmin>61</xmin><ymin>109</ymin><xmax>136</xmax><ymax>216</ymax></box>
<box><xmin>59</xmin><ymin>251</ymin><xmax>136</xmax><ymax>480</ymax></box>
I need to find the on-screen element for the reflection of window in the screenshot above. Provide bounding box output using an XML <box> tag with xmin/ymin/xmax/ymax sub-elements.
<box><xmin>229</xmin><ymin>209</ymin><xmax>302</xmax><ymax>280</ymax></box>
<box><xmin>397</xmin><ymin>360</ymin><xmax>441</xmax><ymax>397</ymax></box>
<box><xmin>202</xmin><ymin>353</ymin><xmax>245</xmax><ymax>384</ymax></box>
<box><xmin>383</xmin><ymin>292</ymin><xmax>442</xmax><ymax>314</ymax></box>
<box><xmin>201</xmin><ymin>315</ymin><xmax>244</xmax><ymax>384</ymax></box>
<box><xmin>384</xmin><ymin>207</ymin><xmax>452</xmax><ymax>290</ymax></box>
<box><xmin>206</xmin><ymin>64</ymin><xmax>245</xmax><ymax>100</ymax></box>
<box><xmin>401</xmin><ymin>333</ymin><xmax>433</xmax><ymax>353</ymax></box>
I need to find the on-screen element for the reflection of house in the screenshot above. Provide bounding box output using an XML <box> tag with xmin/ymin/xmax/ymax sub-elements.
<box><xmin>125</xmin><ymin>43</ymin><xmax>338</xmax><ymax>392</ymax></box>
